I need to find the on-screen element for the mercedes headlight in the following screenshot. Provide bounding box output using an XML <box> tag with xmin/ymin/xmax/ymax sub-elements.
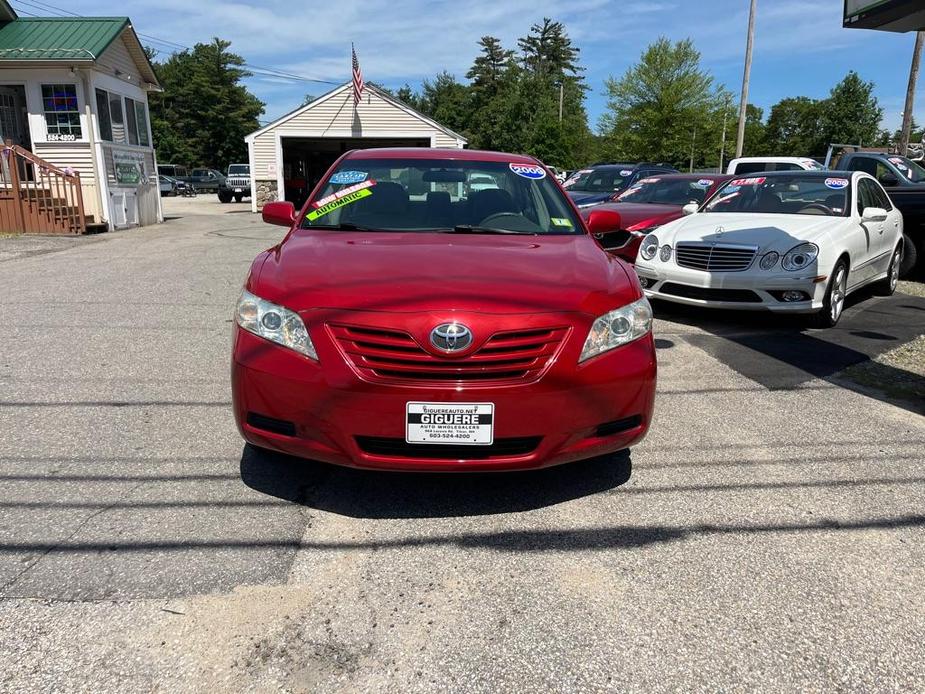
<box><xmin>781</xmin><ymin>243</ymin><xmax>819</xmax><ymax>272</ymax></box>
<box><xmin>235</xmin><ymin>290</ymin><xmax>317</xmax><ymax>360</ymax></box>
<box><xmin>639</xmin><ymin>235</ymin><xmax>659</xmax><ymax>261</ymax></box>
<box><xmin>580</xmin><ymin>297</ymin><xmax>653</xmax><ymax>362</ymax></box>
<box><xmin>759</xmin><ymin>251</ymin><xmax>780</xmax><ymax>270</ymax></box>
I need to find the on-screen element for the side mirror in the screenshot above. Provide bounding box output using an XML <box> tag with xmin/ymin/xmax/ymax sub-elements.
<box><xmin>262</xmin><ymin>201</ymin><xmax>296</xmax><ymax>227</ymax></box>
<box><xmin>879</xmin><ymin>172</ymin><xmax>899</xmax><ymax>186</ymax></box>
<box><xmin>861</xmin><ymin>207</ymin><xmax>888</xmax><ymax>223</ymax></box>
<box><xmin>586</xmin><ymin>209</ymin><xmax>622</xmax><ymax>236</ymax></box>
<box><xmin>681</xmin><ymin>202</ymin><xmax>699</xmax><ymax>216</ymax></box>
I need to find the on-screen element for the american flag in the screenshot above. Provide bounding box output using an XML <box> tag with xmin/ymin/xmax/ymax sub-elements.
<box><xmin>352</xmin><ymin>44</ymin><xmax>364</xmax><ymax>107</ymax></box>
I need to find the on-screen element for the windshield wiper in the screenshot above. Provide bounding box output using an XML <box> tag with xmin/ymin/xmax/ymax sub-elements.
<box><xmin>447</xmin><ymin>225</ymin><xmax>531</xmax><ymax>235</ymax></box>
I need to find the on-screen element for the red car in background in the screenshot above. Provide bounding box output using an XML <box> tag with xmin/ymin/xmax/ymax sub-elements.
<box><xmin>233</xmin><ymin>148</ymin><xmax>657</xmax><ymax>472</ymax></box>
<box><xmin>580</xmin><ymin>173</ymin><xmax>731</xmax><ymax>263</ymax></box>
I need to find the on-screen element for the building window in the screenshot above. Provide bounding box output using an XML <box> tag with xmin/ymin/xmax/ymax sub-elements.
<box><xmin>109</xmin><ymin>92</ymin><xmax>125</xmax><ymax>143</ymax></box>
<box><xmin>125</xmin><ymin>97</ymin><xmax>139</xmax><ymax>145</ymax></box>
<box><xmin>95</xmin><ymin>89</ymin><xmax>112</xmax><ymax>141</ymax></box>
<box><xmin>96</xmin><ymin>89</ymin><xmax>150</xmax><ymax>147</ymax></box>
<box><xmin>134</xmin><ymin>99</ymin><xmax>150</xmax><ymax>147</ymax></box>
<box><xmin>41</xmin><ymin>84</ymin><xmax>82</xmax><ymax>141</ymax></box>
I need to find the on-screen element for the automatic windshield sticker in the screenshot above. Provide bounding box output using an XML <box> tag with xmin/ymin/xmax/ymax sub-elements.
<box><xmin>619</xmin><ymin>169</ymin><xmax>633</xmax><ymax>177</ymax></box>
<box><xmin>509</xmin><ymin>163</ymin><xmax>546</xmax><ymax>179</ymax></box>
<box><xmin>730</xmin><ymin>177</ymin><xmax>765</xmax><ymax>186</ymax></box>
<box><xmin>329</xmin><ymin>170</ymin><xmax>368</xmax><ymax>185</ymax></box>
<box><xmin>696</xmin><ymin>179</ymin><xmax>713</xmax><ymax>187</ymax></box>
<box><xmin>306</xmin><ymin>187</ymin><xmax>372</xmax><ymax>220</ymax></box>
<box><xmin>551</xmin><ymin>217</ymin><xmax>573</xmax><ymax>227</ymax></box>
<box><xmin>824</xmin><ymin>177</ymin><xmax>849</xmax><ymax>190</ymax></box>
<box><xmin>312</xmin><ymin>179</ymin><xmax>376</xmax><ymax>208</ymax></box>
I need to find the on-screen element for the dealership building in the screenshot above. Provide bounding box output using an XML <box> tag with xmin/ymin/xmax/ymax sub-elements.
<box><xmin>244</xmin><ymin>82</ymin><xmax>467</xmax><ymax>212</ymax></box>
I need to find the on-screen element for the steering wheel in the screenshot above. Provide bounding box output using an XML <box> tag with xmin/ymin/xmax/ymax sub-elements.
<box><xmin>476</xmin><ymin>212</ymin><xmax>543</xmax><ymax>233</ymax></box>
<box><xmin>479</xmin><ymin>212</ymin><xmax>523</xmax><ymax>226</ymax></box>
<box><xmin>798</xmin><ymin>203</ymin><xmax>833</xmax><ymax>215</ymax></box>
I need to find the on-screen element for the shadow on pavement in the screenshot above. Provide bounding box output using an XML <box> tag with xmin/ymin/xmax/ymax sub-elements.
<box><xmin>239</xmin><ymin>444</ymin><xmax>633</xmax><ymax>519</ymax></box>
<box><xmin>656</xmin><ymin>287</ymin><xmax>925</xmax><ymax>414</ymax></box>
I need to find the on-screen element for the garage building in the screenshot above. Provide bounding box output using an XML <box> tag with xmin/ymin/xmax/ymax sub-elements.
<box><xmin>245</xmin><ymin>82</ymin><xmax>467</xmax><ymax>212</ymax></box>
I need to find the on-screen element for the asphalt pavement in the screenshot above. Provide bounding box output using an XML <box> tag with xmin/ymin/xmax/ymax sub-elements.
<box><xmin>1</xmin><ymin>196</ymin><xmax>923</xmax><ymax>693</ymax></box>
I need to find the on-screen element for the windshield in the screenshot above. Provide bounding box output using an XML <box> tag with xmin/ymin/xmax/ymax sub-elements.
<box><xmin>704</xmin><ymin>175</ymin><xmax>851</xmax><ymax>217</ymax></box>
<box><xmin>888</xmin><ymin>156</ymin><xmax>925</xmax><ymax>182</ymax></box>
<box><xmin>228</xmin><ymin>165</ymin><xmax>249</xmax><ymax>175</ymax></box>
<box><xmin>617</xmin><ymin>178</ymin><xmax>715</xmax><ymax>205</ymax></box>
<box><xmin>564</xmin><ymin>168</ymin><xmax>633</xmax><ymax>192</ymax></box>
<box><xmin>300</xmin><ymin>158</ymin><xmax>583</xmax><ymax>234</ymax></box>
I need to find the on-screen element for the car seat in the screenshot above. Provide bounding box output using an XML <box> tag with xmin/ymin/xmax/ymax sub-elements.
<box><xmin>468</xmin><ymin>188</ymin><xmax>517</xmax><ymax>224</ymax></box>
<box><xmin>347</xmin><ymin>181</ymin><xmax>409</xmax><ymax>226</ymax></box>
<box><xmin>425</xmin><ymin>190</ymin><xmax>454</xmax><ymax>228</ymax></box>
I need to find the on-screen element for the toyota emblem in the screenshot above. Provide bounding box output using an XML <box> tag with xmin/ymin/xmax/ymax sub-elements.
<box><xmin>430</xmin><ymin>323</ymin><xmax>473</xmax><ymax>352</ymax></box>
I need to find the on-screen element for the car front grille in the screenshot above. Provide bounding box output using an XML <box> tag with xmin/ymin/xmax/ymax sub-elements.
<box><xmin>227</xmin><ymin>177</ymin><xmax>250</xmax><ymax>187</ymax></box>
<box><xmin>330</xmin><ymin>324</ymin><xmax>568</xmax><ymax>384</ymax></box>
<box><xmin>675</xmin><ymin>242</ymin><xmax>757</xmax><ymax>272</ymax></box>
<box><xmin>355</xmin><ymin>436</ymin><xmax>541</xmax><ymax>459</ymax></box>
<box><xmin>660</xmin><ymin>282</ymin><xmax>762</xmax><ymax>303</ymax></box>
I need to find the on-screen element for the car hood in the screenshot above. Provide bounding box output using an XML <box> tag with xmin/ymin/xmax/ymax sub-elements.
<box><xmin>581</xmin><ymin>202</ymin><xmax>682</xmax><ymax>230</ymax></box>
<box><xmin>252</xmin><ymin>230</ymin><xmax>638</xmax><ymax>316</ymax></box>
<box><xmin>567</xmin><ymin>190</ymin><xmax>615</xmax><ymax>206</ymax></box>
<box><xmin>655</xmin><ymin>212</ymin><xmax>846</xmax><ymax>252</ymax></box>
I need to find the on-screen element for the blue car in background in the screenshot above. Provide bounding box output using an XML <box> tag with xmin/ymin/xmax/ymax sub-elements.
<box><xmin>563</xmin><ymin>162</ymin><xmax>679</xmax><ymax>207</ymax></box>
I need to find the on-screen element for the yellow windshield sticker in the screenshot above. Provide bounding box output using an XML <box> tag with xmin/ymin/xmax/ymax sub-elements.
<box><xmin>306</xmin><ymin>187</ymin><xmax>372</xmax><ymax>221</ymax></box>
<box><xmin>551</xmin><ymin>217</ymin><xmax>573</xmax><ymax>227</ymax></box>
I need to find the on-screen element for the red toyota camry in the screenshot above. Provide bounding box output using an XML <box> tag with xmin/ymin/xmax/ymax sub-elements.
<box><xmin>232</xmin><ymin>148</ymin><xmax>656</xmax><ymax>471</ymax></box>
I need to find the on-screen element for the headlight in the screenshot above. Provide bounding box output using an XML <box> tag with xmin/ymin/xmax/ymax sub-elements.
<box><xmin>781</xmin><ymin>243</ymin><xmax>819</xmax><ymax>272</ymax></box>
<box><xmin>639</xmin><ymin>235</ymin><xmax>659</xmax><ymax>260</ymax></box>
<box><xmin>659</xmin><ymin>244</ymin><xmax>672</xmax><ymax>262</ymax></box>
<box><xmin>580</xmin><ymin>297</ymin><xmax>653</xmax><ymax>362</ymax></box>
<box><xmin>759</xmin><ymin>251</ymin><xmax>780</xmax><ymax>270</ymax></box>
<box><xmin>235</xmin><ymin>290</ymin><xmax>317</xmax><ymax>360</ymax></box>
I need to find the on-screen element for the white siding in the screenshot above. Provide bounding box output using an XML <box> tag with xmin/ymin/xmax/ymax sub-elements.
<box><xmin>32</xmin><ymin>141</ymin><xmax>95</xmax><ymax>178</ymax></box>
<box><xmin>96</xmin><ymin>35</ymin><xmax>139</xmax><ymax>80</ymax></box>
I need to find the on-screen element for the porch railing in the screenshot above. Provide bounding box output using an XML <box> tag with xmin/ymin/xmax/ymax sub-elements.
<box><xmin>0</xmin><ymin>139</ymin><xmax>87</xmax><ymax>235</ymax></box>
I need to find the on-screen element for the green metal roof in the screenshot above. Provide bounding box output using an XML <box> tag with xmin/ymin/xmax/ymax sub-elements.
<box><xmin>0</xmin><ymin>17</ymin><xmax>129</xmax><ymax>61</ymax></box>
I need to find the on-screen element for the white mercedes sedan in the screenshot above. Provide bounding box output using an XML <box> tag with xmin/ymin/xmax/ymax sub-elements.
<box><xmin>634</xmin><ymin>171</ymin><xmax>904</xmax><ymax>327</ymax></box>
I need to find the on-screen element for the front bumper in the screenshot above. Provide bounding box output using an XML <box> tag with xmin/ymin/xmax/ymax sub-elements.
<box><xmin>231</xmin><ymin>317</ymin><xmax>656</xmax><ymax>472</ymax></box>
<box><xmin>634</xmin><ymin>260</ymin><xmax>827</xmax><ymax>313</ymax></box>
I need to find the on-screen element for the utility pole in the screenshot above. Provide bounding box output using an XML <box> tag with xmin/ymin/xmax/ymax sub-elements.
<box><xmin>690</xmin><ymin>128</ymin><xmax>696</xmax><ymax>173</ymax></box>
<box><xmin>558</xmin><ymin>82</ymin><xmax>564</xmax><ymax>122</ymax></box>
<box><xmin>735</xmin><ymin>0</ymin><xmax>757</xmax><ymax>158</ymax></box>
<box><xmin>719</xmin><ymin>96</ymin><xmax>730</xmax><ymax>172</ymax></box>
<box><xmin>899</xmin><ymin>31</ymin><xmax>924</xmax><ymax>156</ymax></box>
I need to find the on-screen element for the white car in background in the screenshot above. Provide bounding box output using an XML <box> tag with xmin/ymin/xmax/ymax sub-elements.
<box><xmin>634</xmin><ymin>171</ymin><xmax>904</xmax><ymax>327</ymax></box>
<box><xmin>726</xmin><ymin>156</ymin><xmax>825</xmax><ymax>175</ymax></box>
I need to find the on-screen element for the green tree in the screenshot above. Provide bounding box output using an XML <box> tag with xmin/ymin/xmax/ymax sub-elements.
<box><xmin>149</xmin><ymin>38</ymin><xmax>264</xmax><ymax>167</ymax></box>
<box><xmin>599</xmin><ymin>38</ymin><xmax>727</xmax><ymax>168</ymax></box>
<box><xmin>467</xmin><ymin>36</ymin><xmax>514</xmax><ymax>95</ymax></box>
<box><xmin>818</xmin><ymin>71</ymin><xmax>883</xmax><ymax>151</ymax></box>
<box><xmin>764</xmin><ymin>97</ymin><xmax>823</xmax><ymax>156</ymax></box>
<box><xmin>416</xmin><ymin>71</ymin><xmax>471</xmax><ymax>136</ymax></box>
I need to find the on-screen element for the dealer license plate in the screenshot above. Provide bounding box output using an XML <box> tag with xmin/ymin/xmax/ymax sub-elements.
<box><xmin>233</xmin><ymin>187</ymin><xmax>243</xmax><ymax>193</ymax></box>
<box><xmin>406</xmin><ymin>402</ymin><xmax>494</xmax><ymax>445</ymax></box>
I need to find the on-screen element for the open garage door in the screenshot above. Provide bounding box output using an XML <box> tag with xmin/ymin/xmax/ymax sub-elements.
<box><xmin>280</xmin><ymin>136</ymin><xmax>431</xmax><ymax>208</ymax></box>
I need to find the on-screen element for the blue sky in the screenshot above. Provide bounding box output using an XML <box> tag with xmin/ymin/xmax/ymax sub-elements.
<box><xmin>56</xmin><ymin>0</ymin><xmax>924</xmax><ymax>133</ymax></box>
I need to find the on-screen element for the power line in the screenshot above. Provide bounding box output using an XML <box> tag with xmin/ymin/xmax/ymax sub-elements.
<box><xmin>10</xmin><ymin>0</ymin><xmax>340</xmax><ymax>85</ymax></box>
